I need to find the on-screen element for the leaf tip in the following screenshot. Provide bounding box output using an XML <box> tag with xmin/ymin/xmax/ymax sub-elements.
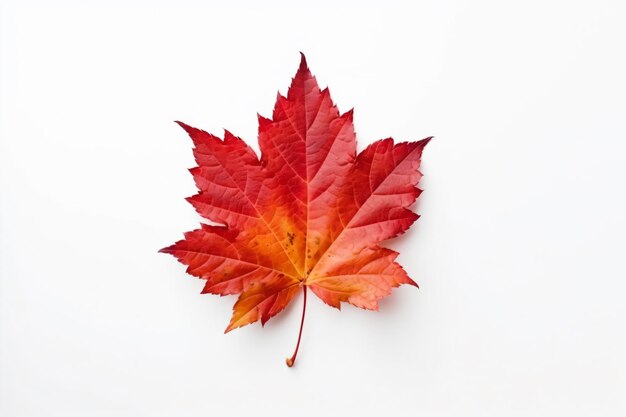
<box><xmin>420</xmin><ymin>136</ymin><xmax>434</xmax><ymax>147</ymax></box>
<box><xmin>158</xmin><ymin>245</ymin><xmax>172</xmax><ymax>254</ymax></box>
<box><xmin>298</xmin><ymin>51</ymin><xmax>308</xmax><ymax>69</ymax></box>
<box><xmin>174</xmin><ymin>120</ymin><xmax>197</xmax><ymax>137</ymax></box>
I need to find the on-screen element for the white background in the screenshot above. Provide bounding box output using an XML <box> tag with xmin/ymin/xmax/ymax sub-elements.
<box><xmin>1</xmin><ymin>1</ymin><xmax>625</xmax><ymax>416</ymax></box>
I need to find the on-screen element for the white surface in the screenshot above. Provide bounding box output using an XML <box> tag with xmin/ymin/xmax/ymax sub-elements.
<box><xmin>1</xmin><ymin>1</ymin><xmax>625</xmax><ymax>416</ymax></box>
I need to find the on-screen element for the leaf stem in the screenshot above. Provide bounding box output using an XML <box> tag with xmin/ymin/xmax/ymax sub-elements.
<box><xmin>285</xmin><ymin>285</ymin><xmax>307</xmax><ymax>367</ymax></box>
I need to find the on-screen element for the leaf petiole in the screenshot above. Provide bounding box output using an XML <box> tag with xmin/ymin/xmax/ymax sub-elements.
<box><xmin>285</xmin><ymin>285</ymin><xmax>307</xmax><ymax>367</ymax></box>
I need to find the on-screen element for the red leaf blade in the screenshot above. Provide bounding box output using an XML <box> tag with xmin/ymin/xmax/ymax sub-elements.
<box><xmin>161</xmin><ymin>54</ymin><xmax>430</xmax><ymax>363</ymax></box>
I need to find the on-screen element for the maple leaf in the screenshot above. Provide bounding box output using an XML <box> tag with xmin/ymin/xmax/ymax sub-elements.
<box><xmin>160</xmin><ymin>54</ymin><xmax>431</xmax><ymax>366</ymax></box>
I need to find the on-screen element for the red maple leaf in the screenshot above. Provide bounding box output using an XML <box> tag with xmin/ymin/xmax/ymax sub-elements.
<box><xmin>160</xmin><ymin>54</ymin><xmax>431</xmax><ymax>366</ymax></box>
